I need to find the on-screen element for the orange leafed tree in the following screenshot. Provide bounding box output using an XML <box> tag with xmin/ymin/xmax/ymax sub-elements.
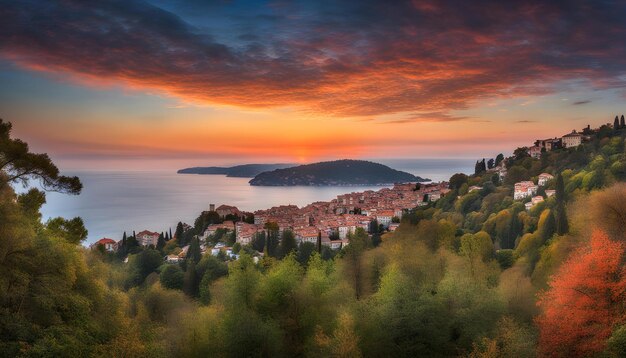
<box><xmin>537</xmin><ymin>230</ymin><xmax>626</xmax><ymax>357</ymax></box>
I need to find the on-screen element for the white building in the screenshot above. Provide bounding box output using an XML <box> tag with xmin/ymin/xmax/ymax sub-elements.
<box><xmin>538</xmin><ymin>173</ymin><xmax>554</xmax><ymax>186</ymax></box>
<box><xmin>514</xmin><ymin>181</ymin><xmax>538</xmax><ymax>200</ymax></box>
<box><xmin>562</xmin><ymin>130</ymin><xmax>582</xmax><ymax>148</ymax></box>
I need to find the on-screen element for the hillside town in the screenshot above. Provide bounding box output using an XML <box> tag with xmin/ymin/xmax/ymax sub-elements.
<box><xmin>91</xmin><ymin>181</ymin><xmax>450</xmax><ymax>259</ymax></box>
<box><xmin>91</xmin><ymin>116</ymin><xmax>626</xmax><ymax>262</ymax></box>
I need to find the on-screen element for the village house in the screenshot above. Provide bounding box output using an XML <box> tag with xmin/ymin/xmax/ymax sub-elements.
<box><xmin>528</xmin><ymin>146</ymin><xmax>542</xmax><ymax>159</ymax></box>
<box><xmin>561</xmin><ymin>130</ymin><xmax>582</xmax><ymax>148</ymax></box>
<box><xmin>235</xmin><ymin>222</ymin><xmax>260</xmax><ymax>245</ymax></box>
<box><xmin>545</xmin><ymin>190</ymin><xmax>556</xmax><ymax>197</ymax></box>
<box><xmin>514</xmin><ymin>181</ymin><xmax>538</xmax><ymax>200</ymax></box>
<box><xmin>203</xmin><ymin>221</ymin><xmax>235</xmax><ymax>238</ymax></box>
<box><xmin>538</xmin><ymin>173</ymin><xmax>554</xmax><ymax>186</ymax></box>
<box><xmin>215</xmin><ymin>204</ymin><xmax>241</xmax><ymax>218</ymax></box>
<box><xmin>91</xmin><ymin>238</ymin><xmax>116</xmax><ymax>252</ymax></box>
<box><xmin>376</xmin><ymin>210</ymin><xmax>395</xmax><ymax>228</ymax></box>
<box><xmin>294</xmin><ymin>227</ymin><xmax>319</xmax><ymax>244</ymax></box>
<box><xmin>534</xmin><ymin>138</ymin><xmax>562</xmax><ymax>151</ymax></box>
<box><xmin>164</xmin><ymin>254</ymin><xmax>181</xmax><ymax>264</ymax></box>
<box><xmin>136</xmin><ymin>230</ymin><xmax>160</xmax><ymax>247</ymax></box>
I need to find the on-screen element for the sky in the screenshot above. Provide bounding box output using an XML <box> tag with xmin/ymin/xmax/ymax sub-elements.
<box><xmin>1</xmin><ymin>0</ymin><xmax>626</xmax><ymax>170</ymax></box>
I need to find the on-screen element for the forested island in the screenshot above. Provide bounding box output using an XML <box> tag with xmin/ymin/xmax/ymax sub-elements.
<box><xmin>177</xmin><ymin>163</ymin><xmax>294</xmax><ymax>177</ymax></box>
<box><xmin>249</xmin><ymin>159</ymin><xmax>428</xmax><ymax>186</ymax></box>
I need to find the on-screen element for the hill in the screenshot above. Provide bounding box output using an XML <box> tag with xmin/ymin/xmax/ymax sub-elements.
<box><xmin>177</xmin><ymin>163</ymin><xmax>294</xmax><ymax>177</ymax></box>
<box><xmin>248</xmin><ymin>159</ymin><xmax>428</xmax><ymax>186</ymax></box>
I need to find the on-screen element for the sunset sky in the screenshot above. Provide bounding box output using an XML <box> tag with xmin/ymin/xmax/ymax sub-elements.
<box><xmin>1</xmin><ymin>0</ymin><xmax>626</xmax><ymax>170</ymax></box>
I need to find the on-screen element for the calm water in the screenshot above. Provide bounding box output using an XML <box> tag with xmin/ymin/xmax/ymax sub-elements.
<box><xmin>39</xmin><ymin>159</ymin><xmax>473</xmax><ymax>244</ymax></box>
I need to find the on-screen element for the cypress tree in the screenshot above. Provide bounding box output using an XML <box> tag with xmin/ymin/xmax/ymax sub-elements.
<box><xmin>183</xmin><ymin>261</ymin><xmax>197</xmax><ymax>297</ymax></box>
<box><xmin>187</xmin><ymin>237</ymin><xmax>202</xmax><ymax>264</ymax></box>
<box><xmin>317</xmin><ymin>231</ymin><xmax>322</xmax><ymax>254</ymax></box>
<box><xmin>614</xmin><ymin>115</ymin><xmax>620</xmax><ymax>130</ymax></box>
<box><xmin>621</xmin><ymin>115</ymin><xmax>625</xmax><ymax>129</ymax></box>
<box><xmin>169</xmin><ymin>227</ymin><xmax>173</xmax><ymax>241</ymax></box>
<box><xmin>157</xmin><ymin>232</ymin><xmax>166</xmax><ymax>252</ymax></box>
<box><xmin>175</xmin><ymin>222</ymin><xmax>184</xmax><ymax>241</ymax></box>
<box><xmin>555</xmin><ymin>174</ymin><xmax>569</xmax><ymax>235</ymax></box>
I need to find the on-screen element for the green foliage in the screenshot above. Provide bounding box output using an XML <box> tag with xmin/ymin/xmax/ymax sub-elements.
<box><xmin>0</xmin><ymin>119</ymin><xmax>82</xmax><ymax>194</ymax></box>
<box><xmin>160</xmin><ymin>265</ymin><xmax>184</xmax><ymax>290</ymax></box>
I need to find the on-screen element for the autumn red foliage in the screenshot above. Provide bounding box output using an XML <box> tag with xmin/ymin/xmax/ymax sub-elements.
<box><xmin>537</xmin><ymin>230</ymin><xmax>626</xmax><ymax>357</ymax></box>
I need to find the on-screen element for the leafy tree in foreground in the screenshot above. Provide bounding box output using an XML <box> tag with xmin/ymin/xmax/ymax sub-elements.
<box><xmin>0</xmin><ymin>119</ymin><xmax>81</xmax><ymax>194</ymax></box>
<box><xmin>537</xmin><ymin>230</ymin><xmax>626</xmax><ymax>357</ymax></box>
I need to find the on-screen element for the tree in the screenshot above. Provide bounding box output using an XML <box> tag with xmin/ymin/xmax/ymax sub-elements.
<box><xmin>621</xmin><ymin>115</ymin><xmax>625</xmax><ymax>129</ymax></box>
<box><xmin>555</xmin><ymin>174</ymin><xmax>569</xmax><ymax>235</ymax></box>
<box><xmin>279</xmin><ymin>230</ymin><xmax>297</xmax><ymax>258</ymax></box>
<box><xmin>615</xmin><ymin>115</ymin><xmax>620</xmax><ymax>130</ymax></box>
<box><xmin>495</xmin><ymin>153</ymin><xmax>504</xmax><ymax>166</ymax></box>
<box><xmin>187</xmin><ymin>237</ymin><xmax>202</xmax><ymax>264</ymax></box>
<box><xmin>296</xmin><ymin>242</ymin><xmax>316</xmax><ymax>265</ymax></box>
<box><xmin>487</xmin><ymin>158</ymin><xmax>495</xmax><ymax>169</ymax></box>
<box><xmin>175</xmin><ymin>221</ymin><xmax>184</xmax><ymax>241</ymax></box>
<box><xmin>264</xmin><ymin>222</ymin><xmax>280</xmax><ymax>257</ymax></box>
<box><xmin>45</xmin><ymin>217</ymin><xmax>88</xmax><ymax>244</ymax></box>
<box><xmin>537</xmin><ymin>230</ymin><xmax>626</xmax><ymax>357</ymax></box>
<box><xmin>1</xmin><ymin>119</ymin><xmax>82</xmax><ymax>194</ymax></box>
<box><xmin>449</xmin><ymin>173</ymin><xmax>469</xmax><ymax>190</ymax></box>
<box><xmin>537</xmin><ymin>209</ymin><xmax>556</xmax><ymax>242</ymax></box>
<box><xmin>157</xmin><ymin>232</ymin><xmax>166</xmax><ymax>252</ymax></box>
<box><xmin>474</xmin><ymin>159</ymin><xmax>486</xmax><ymax>175</ymax></box>
<box><xmin>160</xmin><ymin>265</ymin><xmax>184</xmax><ymax>290</ymax></box>
<box><xmin>343</xmin><ymin>228</ymin><xmax>370</xmax><ymax>299</ymax></box>
<box><xmin>183</xmin><ymin>261</ymin><xmax>198</xmax><ymax>296</ymax></box>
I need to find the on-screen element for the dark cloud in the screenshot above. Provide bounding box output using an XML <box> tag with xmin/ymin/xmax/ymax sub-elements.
<box><xmin>572</xmin><ymin>100</ymin><xmax>592</xmax><ymax>105</ymax></box>
<box><xmin>0</xmin><ymin>0</ymin><xmax>625</xmax><ymax>117</ymax></box>
<box><xmin>515</xmin><ymin>120</ymin><xmax>538</xmax><ymax>123</ymax></box>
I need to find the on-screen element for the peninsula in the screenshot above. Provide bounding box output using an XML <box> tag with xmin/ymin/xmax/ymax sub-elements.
<box><xmin>177</xmin><ymin>163</ymin><xmax>294</xmax><ymax>178</ymax></box>
<box><xmin>248</xmin><ymin>159</ymin><xmax>429</xmax><ymax>186</ymax></box>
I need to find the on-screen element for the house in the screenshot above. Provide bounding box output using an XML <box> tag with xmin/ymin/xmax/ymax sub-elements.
<box><xmin>136</xmin><ymin>230</ymin><xmax>160</xmax><ymax>247</ymax></box>
<box><xmin>531</xmin><ymin>196</ymin><xmax>544</xmax><ymax>205</ymax></box>
<box><xmin>528</xmin><ymin>146</ymin><xmax>542</xmax><ymax>159</ymax></box>
<box><xmin>562</xmin><ymin>130</ymin><xmax>582</xmax><ymax>148</ymax></box>
<box><xmin>91</xmin><ymin>238</ymin><xmax>116</xmax><ymax>252</ymax></box>
<box><xmin>203</xmin><ymin>221</ymin><xmax>235</xmax><ymax>238</ymax></box>
<box><xmin>215</xmin><ymin>204</ymin><xmax>241</xmax><ymax>218</ymax></box>
<box><xmin>376</xmin><ymin>210</ymin><xmax>395</xmax><ymax>228</ymax></box>
<box><xmin>545</xmin><ymin>190</ymin><xmax>556</xmax><ymax>198</ymax></box>
<box><xmin>526</xmin><ymin>196</ymin><xmax>544</xmax><ymax>210</ymax></box>
<box><xmin>165</xmin><ymin>255</ymin><xmax>181</xmax><ymax>264</ymax></box>
<box><xmin>538</xmin><ymin>173</ymin><xmax>554</xmax><ymax>186</ymax></box>
<box><xmin>235</xmin><ymin>222</ymin><xmax>260</xmax><ymax>245</ymax></box>
<box><xmin>535</xmin><ymin>138</ymin><xmax>562</xmax><ymax>151</ymax></box>
<box><xmin>294</xmin><ymin>227</ymin><xmax>319</xmax><ymax>244</ymax></box>
<box><xmin>514</xmin><ymin>181</ymin><xmax>538</xmax><ymax>200</ymax></box>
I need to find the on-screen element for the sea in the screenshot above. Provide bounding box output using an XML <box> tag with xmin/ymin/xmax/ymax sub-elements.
<box><xmin>35</xmin><ymin>158</ymin><xmax>473</xmax><ymax>244</ymax></box>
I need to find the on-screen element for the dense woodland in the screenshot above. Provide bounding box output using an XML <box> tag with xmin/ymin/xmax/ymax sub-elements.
<box><xmin>2</xmin><ymin>117</ymin><xmax>626</xmax><ymax>357</ymax></box>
